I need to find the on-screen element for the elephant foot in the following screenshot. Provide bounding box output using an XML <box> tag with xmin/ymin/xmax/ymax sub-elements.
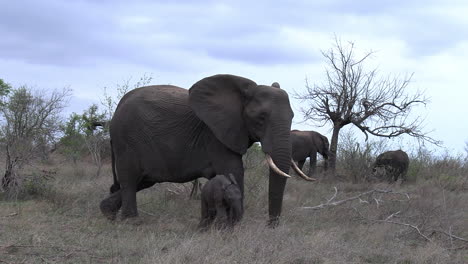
<box><xmin>121</xmin><ymin>216</ymin><xmax>143</xmax><ymax>226</ymax></box>
<box><xmin>100</xmin><ymin>200</ymin><xmax>119</xmax><ymax>220</ymax></box>
<box><xmin>213</xmin><ymin>220</ymin><xmax>229</xmax><ymax>230</ymax></box>
<box><xmin>198</xmin><ymin>218</ymin><xmax>214</xmax><ymax>231</ymax></box>
<box><xmin>100</xmin><ymin>193</ymin><xmax>122</xmax><ymax>221</ymax></box>
<box><xmin>120</xmin><ymin>209</ymin><xmax>138</xmax><ymax>220</ymax></box>
<box><xmin>267</xmin><ymin>217</ymin><xmax>280</xmax><ymax>228</ymax></box>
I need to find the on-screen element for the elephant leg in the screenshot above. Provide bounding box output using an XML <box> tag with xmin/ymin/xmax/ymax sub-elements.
<box><xmin>216</xmin><ymin>157</ymin><xmax>244</xmax><ymax>200</ymax></box>
<box><xmin>137</xmin><ymin>178</ymin><xmax>156</xmax><ymax>191</ymax></box>
<box><xmin>214</xmin><ymin>201</ymin><xmax>228</xmax><ymax>229</ymax></box>
<box><xmin>100</xmin><ymin>191</ymin><xmax>122</xmax><ymax>220</ymax></box>
<box><xmin>198</xmin><ymin>200</ymin><xmax>214</xmax><ymax>230</ymax></box>
<box><xmin>199</xmin><ymin>199</ymin><xmax>208</xmax><ymax>224</ymax></box>
<box><xmin>309</xmin><ymin>153</ymin><xmax>317</xmax><ymax>177</ymax></box>
<box><xmin>297</xmin><ymin>160</ymin><xmax>305</xmax><ymax>171</ymax></box>
<box><xmin>120</xmin><ymin>184</ymin><xmax>138</xmax><ymax>218</ymax></box>
<box><xmin>115</xmin><ymin>153</ymin><xmax>141</xmax><ymax>219</ymax></box>
<box><xmin>227</xmin><ymin>199</ymin><xmax>243</xmax><ymax>226</ymax></box>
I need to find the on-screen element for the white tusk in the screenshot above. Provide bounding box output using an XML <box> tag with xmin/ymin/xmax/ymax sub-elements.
<box><xmin>265</xmin><ymin>154</ymin><xmax>291</xmax><ymax>178</ymax></box>
<box><xmin>291</xmin><ymin>159</ymin><xmax>317</xmax><ymax>181</ymax></box>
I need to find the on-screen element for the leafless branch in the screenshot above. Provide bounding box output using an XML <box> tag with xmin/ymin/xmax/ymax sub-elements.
<box><xmin>294</xmin><ymin>37</ymin><xmax>440</xmax><ymax>170</ymax></box>
<box><xmin>375</xmin><ymin>211</ymin><xmax>432</xmax><ymax>242</ymax></box>
<box><xmin>138</xmin><ymin>209</ymin><xmax>157</xmax><ymax>217</ymax></box>
<box><xmin>327</xmin><ymin>186</ymin><xmax>338</xmax><ymax>203</ymax></box>
<box><xmin>299</xmin><ymin>188</ymin><xmax>409</xmax><ymax>210</ymax></box>
<box><xmin>353</xmin><ymin>208</ymin><xmax>468</xmax><ymax>245</ymax></box>
<box><xmin>1</xmin><ymin>212</ymin><xmax>18</xmax><ymax>217</ymax></box>
<box><xmin>436</xmin><ymin>230</ymin><xmax>468</xmax><ymax>243</ymax></box>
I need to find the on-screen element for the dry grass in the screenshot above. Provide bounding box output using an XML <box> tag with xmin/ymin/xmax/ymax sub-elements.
<box><xmin>0</xmin><ymin>153</ymin><xmax>467</xmax><ymax>263</ymax></box>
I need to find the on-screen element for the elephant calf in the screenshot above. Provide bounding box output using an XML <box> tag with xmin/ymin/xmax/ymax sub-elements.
<box><xmin>199</xmin><ymin>174</ymin><xmax>243</xmax><ymax>230</ymax></box>
<box><xmin>372</xmin><ymin>150</ymin><xmax>409</xmax><ymax>182</ymax></box>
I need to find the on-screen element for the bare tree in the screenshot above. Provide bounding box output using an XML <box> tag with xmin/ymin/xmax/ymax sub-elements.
<box><xmin>1</xmin><ymin>86</ymin><xmax>71</xmax><ymax>195</ymax></box>
<box><xmin>295</xmin><ymin>38</ymin><xmax>440</xmax><ymax>172</ymax></box>
<box><xmin>81</xmin><ymin>104</ymin><xmax>107</xmax><ymax>178</ymax></box>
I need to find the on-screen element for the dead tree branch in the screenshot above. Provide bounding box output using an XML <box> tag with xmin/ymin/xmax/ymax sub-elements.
<box><xmin>300</xmin><ymin>188</ymin><xmax>410</xmax><ymax>210</ymax></box>
<box><xmin>436</xmin><ymin>230</ymin><xmax>468</xmax><ymax>243</ymax></box>
<box><xmin>294</xmin><ymin>37</ymin><xmax>441</xmax><ymax>171</ymax></box>
<box><xmin>375</xmin><ymin>211</ymin><xmax>432</xmax><ymax>242</ymax></box>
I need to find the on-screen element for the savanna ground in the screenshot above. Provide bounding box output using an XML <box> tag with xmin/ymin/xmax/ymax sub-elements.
<box><xmin>1</xmin><ymin>147</ymin><xmax>467</xmax><ymax>264</ymax></box>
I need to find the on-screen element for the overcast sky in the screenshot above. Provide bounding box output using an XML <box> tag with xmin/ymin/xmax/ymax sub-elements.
<box><xmin>1</xmin><ymin>0</ymin><xmax>467</xmax><ymax>154</ymax></box>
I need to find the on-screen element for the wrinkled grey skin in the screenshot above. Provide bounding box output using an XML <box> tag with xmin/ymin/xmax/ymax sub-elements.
<box><xmin>372</xmin><ymin>150</ymin><xmax>409</xmax><ymax>182</ymax></box>
<box><xmin>199</xmin><ymin>174</ymin><xmax>242</xmax><ymax>229</ymax></box>
<box><xmin>291</xmin><ymin>130</ymin><xmax>330</xmax><ymax>177</ymax></box>
<box><xmin>99</xmin><ymin>74</ymin><xmax>294</xmax><ymax>226</ymax></box>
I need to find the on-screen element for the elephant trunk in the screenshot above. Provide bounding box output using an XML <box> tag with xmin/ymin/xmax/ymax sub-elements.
<box><xmin>266</xmin><ymin>130</ymin><xmax>292</xmax><ymax>227</ymax></box>
<box><xmin>323</xmin><ymin>156</ymin><xmax>329</xmax><ymax>171</ymax></box>
<box><xmin>265</xmin><ymin>155</ymin><xmax>291</xmax><ymax>178</ymax></box>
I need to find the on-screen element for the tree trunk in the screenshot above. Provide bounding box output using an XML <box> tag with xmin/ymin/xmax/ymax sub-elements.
<box><xmin>328</xmin><ymin>125</ymin><xmax>342</xmax><ymax>175</ymax></box>
<box><xmin>2</xmin><ymin>145</ymin><xmax>15</xmax><ymax>190</ymax></box>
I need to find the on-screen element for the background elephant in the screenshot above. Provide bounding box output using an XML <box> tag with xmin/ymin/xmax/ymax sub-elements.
<box><xmin>199</xmin><ymin>174</ymin><xmax>242</xmax><ymax>229</ymax></box>
<box><xmin>100</xmin><ymin>74</ymin><xmax>309</xmax><ymax>226</ymax></box>
<box><xmin>372</xmin><ymin>150</ymin><xmax>409</xmax><ymax>182</ymax></box>
<box><xmin>291</xmin><ymin>130</ymin><xmax>330</xmax><ymax>177</ymax></box>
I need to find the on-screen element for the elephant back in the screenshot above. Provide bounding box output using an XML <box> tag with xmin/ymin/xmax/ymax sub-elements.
<box><xmin>110</xmin><ymin>85</ymin><xmax>204</xmax><ymax>163</ymax></box>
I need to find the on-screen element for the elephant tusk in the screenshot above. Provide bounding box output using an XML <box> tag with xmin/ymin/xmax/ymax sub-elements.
<box><xmin>265</xmin><ymin>155</ymin><xmax>291</xmax><ymax>178</ymax></box>
<box><xmin>291</xmin><ymin>159</ymin><xmax>317</xmax><ymax>181</ymax></box>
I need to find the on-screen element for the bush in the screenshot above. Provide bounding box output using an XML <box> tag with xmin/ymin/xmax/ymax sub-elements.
<box><xmin>336</xmin><ymin>132</ymin><xmax>388</xmax><ymax>182</ymax></box>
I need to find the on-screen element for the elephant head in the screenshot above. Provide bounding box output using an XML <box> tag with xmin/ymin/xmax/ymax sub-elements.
<box><xmin>189</xmin><ymin>74</ymin><xmax>297</xmax><ymax>225</ymax></box>
<box><xmin>316</xmin><ymin>133</ymin><xmax>330</xmax><ymax>170</ymax></box>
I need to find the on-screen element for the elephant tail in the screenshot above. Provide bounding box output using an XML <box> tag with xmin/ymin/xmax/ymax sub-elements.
<box><xmin>109</xmin><ymin>140</ymin><xmax>121</xmax><ymax>194</ymax></box>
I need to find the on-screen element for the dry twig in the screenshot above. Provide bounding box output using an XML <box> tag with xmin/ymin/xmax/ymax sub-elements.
<box><xmin>375</xmin><ymin>211</ymin><xmax>432</xmax><ymax>242</ymax></box>
<box><xmin>300</xmin><ymin>188</ymin><xmax>409</xmax><ymax>210</ymax></box>
<box><xmin>1</xmin><ymin>212</ymin><xmax>18</xmax><ymax>217</ymax></box>
<box><xmin>436</xmin><ymin>230</ymin><xmax>468</xmax><ymax>243</ymax></box>
<box><xmin>138</xmin><ymin>209</ymin><xmax>157</xmax><ymax>217</ymax></box>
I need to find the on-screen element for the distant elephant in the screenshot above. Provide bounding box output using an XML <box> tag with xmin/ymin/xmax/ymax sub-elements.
<box><xmin>99</xmin><ymin>74</ymin><xmax>312</xmax><ymax>226</ymax></box>
<box><xmin>291</xmin><ymin>130</ymin><xmax>330</xmax><ymax>177</ymax></box>
<box><xmin>372</xmin><ymin>150</ymin><xmax>409</xmax><ymax>182</ymax></box>
<box><xmin>199</xmin><ymin>174</ymin><xmax>242</xmax><ymax>229</ymax></box>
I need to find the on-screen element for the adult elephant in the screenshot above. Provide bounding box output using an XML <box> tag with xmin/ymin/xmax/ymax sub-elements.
<box><xmin>372</xmin><ymin>150</ymin><xmax>409</xmax><ymax>182</ymax></box>
<box><xmin>99</xmin><ymin>74</ymin><xmax>311</xmax><ymax>226</ymax></box>
<box><xmin>291</xmin><ymin>130</ymin><xmax>329</xmax><ymax>178</ymax></box>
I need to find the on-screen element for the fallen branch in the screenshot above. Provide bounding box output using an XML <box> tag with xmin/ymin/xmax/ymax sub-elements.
<box><xmin>300</xmin><ymin>188</ymin><xmax>409</xmax><ymax>210</ymax></box>
<box><xmin>0</xmin><ymin>243</ymin><xmax>88</xmax><ymax>253</ymax></box>
<box><xmin>327</xmin><ymin>186</ymin><xmax>338</xmax><ymax>203</ymax></box>
<box><xmin>138</xmin><ymin>209</ymin><xmax>157</xmax><ymax>217</ymax></box>
<box><xmin>355</xmin><ymin>210</ymin><xmax>468</xmax><ymax>245</ymax></box>
<box><xmin>436</xmin><ymin>230</ymin><xmax>468</xmax><ymax>243</ymax></box>
<box><xmin>1</xmin><ymin>212</ymin><xmax>18</xmax><ymax>217</ymax></box>
<box><xmin>375</xmin><ymin>211</ymin><xmax>432</xmax><ymax>242</ymax></box>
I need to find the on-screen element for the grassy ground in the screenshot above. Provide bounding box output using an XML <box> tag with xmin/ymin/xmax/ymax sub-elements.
<box><xmin>0</xmin><ymin>155</ymin><xmax>467</xmax><ymax>263</ymax></box>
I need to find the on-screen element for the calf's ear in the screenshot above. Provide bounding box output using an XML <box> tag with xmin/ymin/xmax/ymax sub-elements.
<box><xmin>228</xmin><ymin>173</ymin><xmax>238</xmax><ymax>185</ymax></box>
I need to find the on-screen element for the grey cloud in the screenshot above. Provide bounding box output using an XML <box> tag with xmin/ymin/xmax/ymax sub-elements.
<box><xmin>0</xmin><ymin>0</ymin><xmax>466</xmax><ymax>69</ymax></box>
<box><xmin>0</xmin><ymin>0</ymin><xmax>322</xmax><ymax>68</ymax></box>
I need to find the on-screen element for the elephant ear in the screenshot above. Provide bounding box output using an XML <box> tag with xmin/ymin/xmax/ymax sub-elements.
<box><xmin>189</xmin><ymin>74</ymin><xmax>256</xmax><ymax>155</ymax></box>
<box><xmin>321</xmin><ymin>135</ymin><xmax>330</xmax><ymax>157</ymax></box>
<box><xmin>228</xmin><ymin>173</ymin><xmax>238</xmax><ymax>185</ymax></box>
<box><xmin>271</xmin><ymin>82</ymin><xmax>280</xmax><ymax>88</ymax></box>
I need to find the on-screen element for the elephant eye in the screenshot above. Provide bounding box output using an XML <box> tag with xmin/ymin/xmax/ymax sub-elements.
<box><xmin>257</xmin><ymin>112</ymin><xmax>267</xmax><ymax>124</ymax></box>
